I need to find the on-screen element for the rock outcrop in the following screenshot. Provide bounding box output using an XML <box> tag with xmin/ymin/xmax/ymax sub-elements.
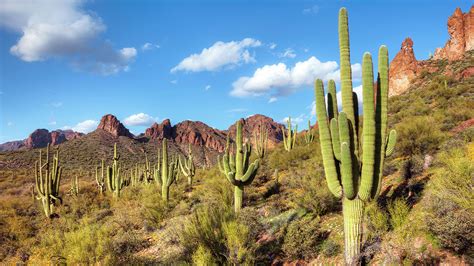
<box><xmin>389</xmin><ymin>38</ymin><xmax>419</xmax><ymax>97</ymax></box>
<box><xmin>0</xmin><ymin>129</ymin><xmax>83</xmax><ymax>151</ymax></box>
<box><xmin>227</xmin><ymin>114</ymin><xmax>284</xmax><ymax>148</ymax></box>
<box><xmin>144</xmin><ymin>119</ymin><xmax>173</xmax><ymax>140</ymax></box>
<box><xmin>96</xmin><ymin>114</ymin><xmax>134</xmax><ymax>138</ymax></box>
<box><xmin>173</xmin><ymin>121</ymin><xmax>227</xmax><ymax>152</ymax></box>
<box><xmin>434</xmin><ymin>7</ymin><xmax>474</xmax><ymax>61</ymax></box>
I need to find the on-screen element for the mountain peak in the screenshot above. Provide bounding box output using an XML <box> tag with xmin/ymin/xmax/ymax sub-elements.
<box><xmin>96</xmin><ymin>114</ymin><xmax>133</xmax><ymax>138</ymax></box>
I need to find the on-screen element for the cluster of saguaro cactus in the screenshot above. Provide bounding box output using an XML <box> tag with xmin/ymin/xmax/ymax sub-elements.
<box><xmin>254</xmin><ymin>123</ymin><xmax>268</xmax><ymax>158</ymax></box>
<box><xmin>96</xmin><ymin>159</ymin><xmax>106</xmax><ymax>194</ymax></box>
<box><xmin>179</xmin><ymin>144</ymin><xmax>195</xmax><ymax>186</ymax></box>
<box><xmin>106</xmin><ymin>143</ymin><xmax>124</xmax><ymax>197</ymax></box>
<box><xmin>69</xmin><ymin>175</ymin><xmax>79</xmax><ymax>196</ymax></box>
<box><xmin>304</xmin><ymin>120</ymin><xmax>315</xmax><ymax>144</ymax></box>
<box><xmin>282</xmin><ymin>117</ymin><xmax>297</xmax><ymax>151</ymax></box>
<box><xmin>314</xmin><ymin>7</ymin><xmax>397</xmax><ymax>264</ymax></box>
<box><xmin>218</xmin><ymin>120</ymin><xmax>260</xmax><ymax>212</ymax></box>
<box><xmin>157</xmin><ymin>139</ymin><xmax>179</xmax><ymax>204</ymax></box>
<box><xmin>34</xmin><ymin>144</ymin><xmax>63</xmax><ymax>218</ymax></box>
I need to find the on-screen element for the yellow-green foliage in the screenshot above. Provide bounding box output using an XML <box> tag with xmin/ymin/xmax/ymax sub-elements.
<box><xmin>282</xmin><ymin>216</ymin><xmax>327</xmax><ymax>260</ymax></box>
<box><xmin>395</xmin><ymin>116</ymin><xmax>445</xmax><ymax>156</ymax></box>
<box><xmin>364</xmin><ymin>201</ymin><xmax>389</xmax><ymax>242</ymax></box>
<box><xmin>387</xmin><ymin>198</ymin><xmax>410</xmax><ymax>230</ymax></box>
<box><xmin>223</xmin><ymin>220</ymin><xmax>253</xmax><ymax>265</ymax></box>
<box><xmin>192</xmin><ymin>245</ymin><xmax>217</xmax><ymax>266</ymax></box>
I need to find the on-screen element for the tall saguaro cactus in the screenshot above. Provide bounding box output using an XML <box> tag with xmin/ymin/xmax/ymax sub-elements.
<box><xmin>282</xmin><ymin>117</ymin><xmax>297</xmax><ymax>151</ymax></box>
<box><xmin>305</xmin><ymin>120</ymin><xmax>315</xmax><ymax>144</ymax></box>
<box><xmin>218</xmin><ymin>120</ymin><xmax>260</xmax><ymax>212</ymax></box>
<box><xmin>314</xmin><ymin>8</ymin><xmax>397</xmax><ymax>265</ymax></box>
<box><xmin>254</xmin><ymin>123</ymin><xmax>268</xmax><ymax>158</ymax></box>
<box><xmin>107</xmin><ymin>143</ymin><xmax>124</xmax><ymax>197</ymax></box>
<box><xmin>34</xmin><ymin>144</ymin><xmax>63</xmax><ymax>218</ymax></box>
<box><xmin>159</xmin><ymin>139</ymin><xmax>178</xmax><ymax>203</ymax></box>
<box><xmin>179</xmin><ymin>144</ymin><xmax>196</xmax><ymax>186</ymax></box>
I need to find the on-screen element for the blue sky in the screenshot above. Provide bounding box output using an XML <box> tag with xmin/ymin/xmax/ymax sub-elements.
<box><xmin>0</xmin><ymin>0</ymin><xmax>471</xmax><ymax>142</ymax></box>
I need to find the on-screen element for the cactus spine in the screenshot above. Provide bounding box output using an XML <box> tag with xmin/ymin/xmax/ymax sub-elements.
<box><xmin>179</xmin><ymin>144</ymin><xmax>196</xmax><ymax>186</ymax></box>
<box><xmin>305</xmin><ymin>120</ymin><xmax>315</xmax><ymax>144</ymax></box>
<box><xmin>282</xmin><ymin>117</ymin><xmax>297</xmax><ymax>151</ymax></box>
<box><xmin>95</xmin><ymin>159</ymin><xmax>106</xmax><ymax>194</ymax></box>
<box><xmin>254</xmin><ymin>123</ymin><xmax>268</xmax><ymax>158</ymax></box>
<box><xmin>34</xmin><ymin>144</ymin><xmax>62</xmax><ymax>218</ymax></box>
<box><xmin>218</xmin><ymin>120</ymin><xmax>260</xmax><ymax>213</ymax></box>
<box><xmin>314</xmin><ymin>8</ymin><xmax>397</xmax><ymax>265</ymax></box>
<box><xmin>106</xmin><ymin>143</ymin><xmax>124</xmax><ymax>197</ymax></box>
<box><xmin>160</xmin><ymin>139</ymin><xmax>178</xmax><ymax>203</ymax></box>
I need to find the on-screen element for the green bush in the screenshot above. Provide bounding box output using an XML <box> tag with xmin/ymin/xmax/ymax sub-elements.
<box><xmin>388</xmin><ymin>198</ymin><xmax>410</xmax><ymax>230</ymax></box>
<box><xmin>192</xmin><ymin>245</ymin><xmax>217</xmax><ymax>265</ymax></box>
<box><xmin>364</xmin><ymin>201</ymin><xmax>389</xmax><ymax>242</ymax></box>
<box><xmin>294</xmin><ymin>175</ymin><xmax>339</xmax><ymax>216</ymax></box>
<box><xmin>282</xmin><ymin>216</ymin><xmax>326</xmax><ymax>260</ymax></box>
<box><xmin>426</xmin><ymin>147</ymin><xmax>474</xmax><ymax>255</ymax></box>
<box><xmin>396</xmin><ymin>116</ymin><xmax>445</xmax><ymax>156</ymax></box>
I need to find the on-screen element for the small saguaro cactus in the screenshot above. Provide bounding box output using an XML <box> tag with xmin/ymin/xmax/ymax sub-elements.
<box><xmin>305</xmin><ymin>120</ymin><xmax>315</xmax><ymax>144</ymax></box>
<box><xmin>34</xmin><ymin>144</ymin><xmax>63</xmax><ymax>218</ymax></box>
<box><xmin>130</xmin><ymin>163</ymin><xmax>141</xmax><ymax>186</ymax></box>
<box><xmin>159</xmin><ymin>139</ymin><xmax>178</xmax><ymax>203</ymax></box>
<box><xmin>106</xmin><ymin>143</ymin><xmax>124</xmax><ymax>198</ymax></box>
<box><xmin>143</xmin><ymin>153</ymin><xmax>153</xmax><ymax>183</ymax></box>
<box><xmin>254</xmin><ymin>123</ymin><xmax>268</xmax><ymax>158</ymax></box>
<box><xmin>153</xmin><ymin>146</ymin><xmax>161</xmax><ymax>186</ymax></box>
<box><xmin>313</xmin><ymin>7</ymin><xmax>397</xmax><ymax>265</ymax></box>
<box><xmin>179</xmin><ymin>144</ymin><xmax>196</xmax><ymax>186</ymax></box>
<box><xmin>282</xmin><ymin>117</ymin><xmax>297</xmax><ymax>151</ymax></box>
<box><xmin>218</xmin><ymin>120</ymin><xmax>260</xmax><ymax>213</ymax></box>
<box><xmin>69</xmin><ymin>175</ymin><xmax>79</xmax><ymax>196</ymax></box>
<box><xmin>95</xmin><ymin>159</ymin><xmax>106</xmax><ymax>194</ymax></box>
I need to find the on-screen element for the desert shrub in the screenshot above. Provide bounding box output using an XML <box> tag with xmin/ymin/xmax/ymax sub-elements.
<box><xmin>396</xmin><ymin>116</ymin><xmax>445</xmax><ymax>157</ymax></box>
<box><xmin>294</xmin><ymin>175</ymin><xmax>339</xmax><ymax>216</ymax></box>
<box><xmin>426</xmin><ymin>147</ymin><xmax>474</xmax><ymax>255</ymax></box>
<box><xmin>387</xmin><ymin>198</ymin><xmax>410</xmax><ymax>230</ymax></box>
<box><xmin>198</xmin><ymin>168</ymin><xmax>233</xmax><ymax>209</ymax></box>
<box><xmin>223</xmin><ymin>220</ymin><xmax>253</xmax><ymax>265</ymax></box>
<box><xmin>282</xmin><ymin>216</ymin><xmax>326</xmax><ymax>260</ymax></box>
<box><xmin>267</xmin><ymin>141</ymin><xmax>319</xmax><ymax>170</ymax></box>
<box><xmin>179</xmin><ymin>204</ymin><xmax>258</xmax><ymax>264</ymax></box>
<box><xmin>364</xmin><ymin>201</ymin><xmax>389</xmax><ymax>242</ymax></box>
<box><xmin>400</xmin><ymin>154</ymin><xmax>424</xmax><ymax>179</ymax></box>
<box><xmin>192</xmin><ymin>245</ymin><xmax>217</xmax><ymax>265</ymax></box>
<box><xmin>139</xmin><ymin>186</ymin><xmax>168</xmax><ymax>230</ymax></box>
<box><xmin>320</xmin><ymin>238</ymin><xmax>340</xmax><ymax>257</ymax></box>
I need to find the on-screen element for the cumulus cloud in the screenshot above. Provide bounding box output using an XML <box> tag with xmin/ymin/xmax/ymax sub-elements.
<box><xmin>282</xmin><ymin>114</ymin><xmax>306</xmax><ymax>127</ymax></box>
<box><xmin>141</xmin><ymin>42</ymin><xmax>160</xmax><ymax>51</ymax></box>
<box><xmin>123</xmin><ymin>113</ymin><xmax>157</xmax><ymax>127</ymax></box>
<box><xmin>171</xmin><ymin>38</ymin><xmax>261</xmax><ymax>73</ymax></box>
<box><xmin>205</xmin><ymin>85</ymin><xmax>211</xmax><ymax>91</ymax></box>
<box><xmin>269</xmin><ymin>43</ymin><xmax>277</xmax><ymax>50</ymax></box>
<box><xmin>268</xmin><ymin>97</ymin><xmax>278</xmax><ymax>103</ymax></box>
<box><xmin>63</xmin><ymin>119</ymin><xmax>98</xmax><ymax>133</ymax></box>
<box><xmin>279</xmin><ymin>48</ymin><xmax>296</xmax><ymax>58</ymax></box>
<box><xmin>231</xmin><ymin>57</ymin><xmax>361</xmax><ymax>97</ymax></box>
<box><xmin>0</xmin><ymin>0</ymin><xmax>136</xmax><ymax>74</ymax></box>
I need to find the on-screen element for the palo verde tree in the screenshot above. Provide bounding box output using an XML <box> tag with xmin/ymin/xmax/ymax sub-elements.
<box><xmin>314</xmin><ymin>8</ymin><xmax>396</xmax><ymax>265</ymax></box>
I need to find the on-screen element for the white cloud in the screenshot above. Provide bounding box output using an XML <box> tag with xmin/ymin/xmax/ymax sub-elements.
<box><xmin>205</xmin><ymin>85</ymin><xmax>211</xmax><ymax>91</ymax></box>
<box><xmin>268</xmin><ymin>97</ymin><xmax>278</xmax><ymax>103</ymax></box>
<box><xmin>49</xmin><ymin>121</ymin><xmax>57</xmax><ymax>126</ymax></box>
<box><xmin>279</xmin><ymin>48</ymin><xmax>296</xmax><ymax>58</ymax></box>
<box><xmin>282</xmin><ymin>114</ymin><xmax>306</xmax><ymax>127</ymax></box>
<box><xmin>171</xmin><ymin>38</ymin><xmax>261</xmax><ymax>73</ymax></box>
<box><xmin>170</xmin><ymin>79</ymin><xmax>178</xmax><ymax>84</ymax></box>
<box><xmin>63</xmin><ymin>119</ymin><xmax>98</xmax><ymax>133</ymax></box>
<box><xmin>0</xmin><ymin>0</ymin><xmax>136</xmax><ymax>75</ymax></box>
<box><xmin>123</xmin><ymin>113</ymin><xmax>157</xmax><ymax>126</ymax></box>
<box><xmin>303</xmin><ymin>5</ymin><xmax>320</xmax><ymax>15</ymax></box>
<box><xmin>141</xmin><ymin>42</ymin><xmax>160</xmax><ymax>51</ymax></box>
<box><xmin>7</xmin><ymin>121</ymin><xmax>13</xmax><ymax>127</ymax></box>
<box><xmin>269</xmin><ymin>43</ymin><xmax>277</xmax><ymax>50</ymax></box>
<box><xmin>231</xmin><ymin>57</ymin><xmax>361</xmax><ymax>98</ymax></box>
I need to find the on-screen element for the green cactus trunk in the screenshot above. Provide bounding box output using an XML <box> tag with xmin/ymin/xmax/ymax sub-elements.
<box><xmin>218</xmin><ymin>120</ymin><xmax>260</xmax><ymax>213</ymax></box>
<box><xmin>343</xmin><ymin>198</ymin><xmax>363</xmax><ymax>265</ymax></box>
<box><xmin>314</xmin><ymin>8</ymin><xmax>397</xmax><ymax>265</ymax></box>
